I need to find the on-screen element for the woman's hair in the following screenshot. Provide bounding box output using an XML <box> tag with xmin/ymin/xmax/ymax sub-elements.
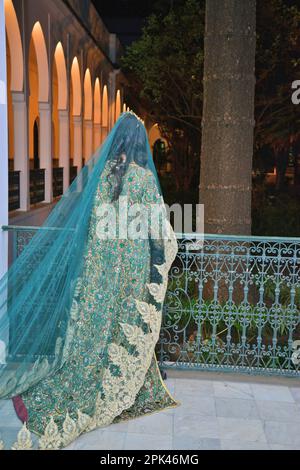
<box><xmin>106</xmin><ymin>114</ymin><xmax>149</xmax><ymax>201</ymax></box>
<box><xmin>108</xmin><ymin>153</ymin><xmax>129</xmax><ymax>201</ymax></box>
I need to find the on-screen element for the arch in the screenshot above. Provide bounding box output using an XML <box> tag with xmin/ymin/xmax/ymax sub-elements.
<box><xmin>6</xmin><ymin>32</ymin><xmax>14</xmax><ymax>162</ymax></box>
<box><xmin>94</xmin><ymin>77</ymin><xmax>101</xmax><ymax>124</ymax></box>
<box><xmin>71</xmin><ymin>57</ymin><xmax>81</xmax><ymax>116</ymax></box>
<box><xmin>102</xmin><ymin>85</ymin><xmax>108</xmax><ymax>127</ymax></box>
<box><xmin>31</xmin><ymin>22</ymin><xmax>49</xmax><ymax>102</ymax></box>
<box><xmin>28</xmin><ymin>31</ymin><xmax>39</xmax><ymax>161</ymax></box>
<box><xmin>84</xmin><ymin>68</ymin><xmax>93</xmax><ymax>121</ymax></box>
<box><xmin>4</xmin><ymin>0</ymin><xmax>23</xmax><ymax>91</ymax></box>
<box><xmin>54</xmin><ymin>42</ymin><xmax>67</xmax><ymax>110</ymax></box>
<box><xmin>52</xmin><ymin>53</ymin><xmax>59</xmax><ymax>160</ymax></box>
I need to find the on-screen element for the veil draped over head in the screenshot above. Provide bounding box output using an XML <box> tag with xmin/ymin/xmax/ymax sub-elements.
<box><xmin>0</xmin><ymin>112</ymin><xmax>162</xmax><ymax>400</ymax></box>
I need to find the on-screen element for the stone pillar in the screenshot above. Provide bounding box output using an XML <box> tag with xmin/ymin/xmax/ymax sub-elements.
<box><xmin>12</xmin><ymin>92</ymin><xmax>29</xmax><ymax>211</ymax></box>
<box><xmin>0</xmin><ymin>0</ymin><xmax>8</xmax><ymax>277</ymax></box>
<box><xmin>93</xmin><ymin>122</ymin><xmax>101</xmax><ymax>151</ymax></box>
<box><xmin>58</xmin><ymin>109</ymin><xmax>70</xmax><ymax>192</ymax></box>
<box><xmin>108</xmin><ymin>71</ymin><xmax>116</xmax><ymax>132</ymax></box>
<box><xmin>73</xmin><ymin>115</ymin><xmax>82</xmax><ymax>173</ymax></box>
<box><xmin>84</xmin><ymin>119</ymin><xmax>93</xmax><ymax>161</ymax></box>
<box><xmin>39</xmin><ymin>101</ymin><xmax>52</xmax><ymax>203</ymax></box>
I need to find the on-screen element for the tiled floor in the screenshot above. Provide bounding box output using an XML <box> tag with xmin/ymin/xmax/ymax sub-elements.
<box><xmin>1</xmin><ymin>374</ymin><xmax>300</xmax><ymax>450</ymax></box>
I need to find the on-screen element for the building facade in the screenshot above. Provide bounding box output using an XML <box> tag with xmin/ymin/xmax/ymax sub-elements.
<box><xmin>0</xmin><ymin>0</ymin><xmax>166</xmax><ymax>276</ymax></box>
<box><xmin>4</xmin><ymin>0</ymin><xmax>129</xmax><ymax>213</ymax></box>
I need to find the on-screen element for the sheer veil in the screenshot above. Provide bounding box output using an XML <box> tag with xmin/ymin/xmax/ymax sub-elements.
<box><xmin>0</xmin><ymin>112</ymin><xmax>162</xmax><ymax>399</ymax></box>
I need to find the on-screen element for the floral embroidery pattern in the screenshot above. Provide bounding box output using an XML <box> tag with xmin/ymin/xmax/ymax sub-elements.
<box><xmin>0</xmin><ymin>165</ymin><xmax>178</xmax><ymax>450</ymax></box>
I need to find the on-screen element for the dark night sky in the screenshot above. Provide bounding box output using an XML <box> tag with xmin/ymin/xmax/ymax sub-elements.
<box><xmin>92</xmin><ymin>1</ymin><xmax>162</xmax><ymax>47</ymax></box>
<box><xmin>92</xmin><ymin>0</ymin><xmax>300</xmax><ymax>47</ymax></box>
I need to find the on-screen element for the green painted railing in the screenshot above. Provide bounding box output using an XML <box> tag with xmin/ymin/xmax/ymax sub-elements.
<box><xmin>159</xmin><ymin>233</ymin><xmax>300</xmax><ymax>377</ymax></box>
<box><xmin>2</xmin><ymin>226</ymin><xmax>300</xmax><ymax>377</ymax></box>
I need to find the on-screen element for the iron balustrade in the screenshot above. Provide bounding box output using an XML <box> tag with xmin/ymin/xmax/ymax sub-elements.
<box><xmin>8</xmin><ymin>171</ymin><xmax>20</xmax><ymax>211</ymax></box>
<box><xmin>159</xmin><ymin>233</ymin><xmax>300</xmax><ymax>377</ymax></box>
<box><xmin>70</xmin><ymin>166</ymin><xmax>78</xmax><ymax>185</ymax></box>
<box><xmin>1</xmin><ymin>227</ymin><xmax>300</xmax><ymax>377</ymax></box>
<box><xmin>53</xmin><ymin>167</ymin><xmax>64</xmax><ymax>198</ymax></box>
<box><xmin>30</xmin><ymin>169</ymin><xmax>45</xmax><ymax>205</ymax></box>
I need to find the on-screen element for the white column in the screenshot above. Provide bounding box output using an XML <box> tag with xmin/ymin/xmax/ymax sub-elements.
<box><xmin>84</xmin><ymin>119</ymin><xmax>93</xmax><ymax>161</ymax></box>
<box><xmin>0</xmin><ymin>0</ymin><xmax>8</xmax><ymax>277</ymax></box>
<box><xmin>108</xmin><ymin>71</ymin><xmax>116</xmax><ymax>132</ymax></box>
<box><xmin>73</xmin><ymin>115</ymin><xmax>82</xmax><ymax>173</ymax></box>
<box><xmin>12</xmin><ymin>92</ymin><xmax>29</xmax><ymax>211</ymax></box>
<box><xmin>93</xmin><ymin>122</ymin><xmax>101</xmax><ymax>152</ymax></box>
<box><xmin>39</xmin><ymin>102</ymin><xmax>52</xmax><ymax>203</ymax></box>
<box><xmin>58</xmin><ymin>109</ymin><xmax>70</xmax><ymax>193</ymax></box>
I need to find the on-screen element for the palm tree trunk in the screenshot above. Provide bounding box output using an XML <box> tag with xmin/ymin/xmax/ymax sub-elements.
<box><xmin>199</xmin><ymin>0</ymin><xmax>256</xmax><ymax>235</ymax></box>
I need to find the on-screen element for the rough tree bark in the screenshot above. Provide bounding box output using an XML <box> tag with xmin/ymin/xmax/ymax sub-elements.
<box><xmin>199</xmin><ymin>0</ymin><xmax>256</xmax><ymax>235</ymax></box>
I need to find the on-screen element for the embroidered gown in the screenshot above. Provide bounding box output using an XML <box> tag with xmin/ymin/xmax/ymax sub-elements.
<box><xmin>17</xmin><ymin>162</ymin><xmax>178</xmax><ymax>449</ymax></box>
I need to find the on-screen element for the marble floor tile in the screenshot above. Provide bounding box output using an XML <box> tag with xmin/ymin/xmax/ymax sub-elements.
<box><xmin>213</xmin><ymin>381</ymin><xmax>253</xmax><ymax>400</ymax></box>
<box><xmin>221</xmin><ymin>439</ymin><xmax>270</xmax><ymax>450</ymax></box>
<box><xmin>174</xmin><ymin>415</ymin><xmax>221</xmax><ymax>440</ymax></box>
<box><xmin>173</xmin><ymin>436</ymin><xmax>221</xmax><ymax>450</ymax></box>
<box><xmin>256</xmin><ymin>400</ymin><xmax>300</xmax><ymax>423</ymax></box>
<box><xmin>175</xmin><ymin>396</ymin><xmax>216</xmax><ymax>418</ymax></box>
<box><xmin>124</xmin><ymin>433</ymin><xmax>172</xmax><ymax>450</ymax></box>
<box><xmin>251</xmin><ymin>384</ymin><xmax>295</xmax><ymax>403</ymax></box>
<box><xmin>264</xmin><ymin>420</ymin><xmax>300</xmax><ymax>447</ymax></box>
<box><xmin>71</xmin><ymin>430</ymin><xmax>126</xmax><ymax>450</ymax></box>
<box><xmin>215</xmin><ymin>397</ymin><xmax>259</xmax><ymax>420</ymax></box>
<box><xmin>218</xmin><ymin>417</ymin><xmax>267</xmax><ymax>443</ymax></box>
<box><xmin>289</xmin><ymin>387</ymin><xmax>300</xmax><ymax>403</ymax></box>
<box><xmin>175</xmin><ymin>379</ymin><xmax>214</xmax><ymax>398</ymax></box>
<box><xmin>127</xmin><ymin>411</ymin><xmax>173</xmax><ymax>436</ymax></box>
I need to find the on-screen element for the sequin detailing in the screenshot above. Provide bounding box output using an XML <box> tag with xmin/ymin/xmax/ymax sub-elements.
<box><xmin>2</xmin><ymin>164</ymin><xmax>178</xmax><ymax>450</ymax></box>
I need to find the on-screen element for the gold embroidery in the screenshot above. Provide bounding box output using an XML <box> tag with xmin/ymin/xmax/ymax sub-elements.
<box><xmin>2</xmin><ymin>216</ymin><xmax>178</xmax><ymax>450</ymax></box>
<box><xmin>40</xmin><ymin>228</ymin><xmax>177</xmax><ymax>449</ymax></box>
<box><xmin>39</xmin><ymin>417</ymin><xmax>62</xmax><ymax>450</ymax></box>
<box><xmin>11</xmin><ymin>423</ymin><xmax>33</xmax><ymax>450</ymax></box>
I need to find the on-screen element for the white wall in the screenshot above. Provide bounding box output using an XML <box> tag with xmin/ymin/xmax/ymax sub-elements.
<box><xmin>0</xmin><ymin>0</ymin><xmax>9</xmax><ymax>278</ymax></box>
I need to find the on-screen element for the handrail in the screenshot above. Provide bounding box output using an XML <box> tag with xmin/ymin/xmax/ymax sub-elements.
<box><xmin>2</xmin><ymin>225</ymin><xmax>75</xmax><ymax>232</ymax></box>
<box><xmin>175</xmin><ymin>232</ymin><xmax>300</xmax><ymax>243</ymax></box>
<box><xmin>2</xmin><ymin>225</ymin><xmax>300</xmax><ymax>242</ymax></box>
<box><xmin>2</xmin><ymin>224</ymin><xmax>299</xmax><ymax>377</ymax></box>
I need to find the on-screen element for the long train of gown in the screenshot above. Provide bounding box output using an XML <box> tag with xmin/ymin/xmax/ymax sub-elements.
<box><xmin>13</xmin><ymin>162</ymin><xmax>178</xmax><ymax>449</ymax></box>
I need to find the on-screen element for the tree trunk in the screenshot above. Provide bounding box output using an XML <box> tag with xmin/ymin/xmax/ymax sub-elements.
<box><xmin>199</xmin><ymin>0</ymin><xmax>256</xmax><ymax>235</ymax></box>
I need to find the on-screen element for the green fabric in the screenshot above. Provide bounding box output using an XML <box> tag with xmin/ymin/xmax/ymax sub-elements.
<box><xmin>21</xmin><ymin>162</ymin><xmax>177</xmax><ymax>444</ymax></box>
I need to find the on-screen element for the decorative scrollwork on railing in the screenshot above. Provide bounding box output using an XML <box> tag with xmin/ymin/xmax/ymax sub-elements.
<box><xmin>158</xmin><ymin>234</ymin><xmax>300</xmax><ymax>377</ymax></box>
<box><xmin>4</xmin><ymin>227</ymin><xmax>300</xmax><ymax>377</ymax></box>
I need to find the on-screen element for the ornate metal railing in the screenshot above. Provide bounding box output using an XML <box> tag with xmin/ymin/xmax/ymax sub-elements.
<box><xmin>70</xmin><ymin>166</ymin><xmax>78</xmax><ymax>185</ymax></box>
<box><xmin>159</xmin><ymin>234</ymin><xmax>300</xmax><ymax>377</ymax></box>
<box><xmin>8</xmin><ymin>171</ymin><xmax>20</xmax><ymax>211</ymax></box>
<box><xmin>30</xmin><ymin>169</ymin><xmax>45</xmax><ymax>205</ymax></box>
<box><xmin>53</xmin><ymin>167</ymin><xmax>64</xmax><ymax>198</ymax></box>
<box><xmin>2</xmin><ymin>227</ymin><xmax>300</xmax><ymax>377</ymax></box>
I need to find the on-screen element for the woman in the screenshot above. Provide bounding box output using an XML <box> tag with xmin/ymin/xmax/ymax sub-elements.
<box><xmin>0</xmin><ymin>112</ymin><xmax>178</xmax><ymax>449</ymax></box>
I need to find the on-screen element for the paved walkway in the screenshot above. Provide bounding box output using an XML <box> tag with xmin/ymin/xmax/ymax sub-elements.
<box><xmin>1</xmin><ymin>374</ymin><xmax>300</xmax><ymax>450</ymax></box>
